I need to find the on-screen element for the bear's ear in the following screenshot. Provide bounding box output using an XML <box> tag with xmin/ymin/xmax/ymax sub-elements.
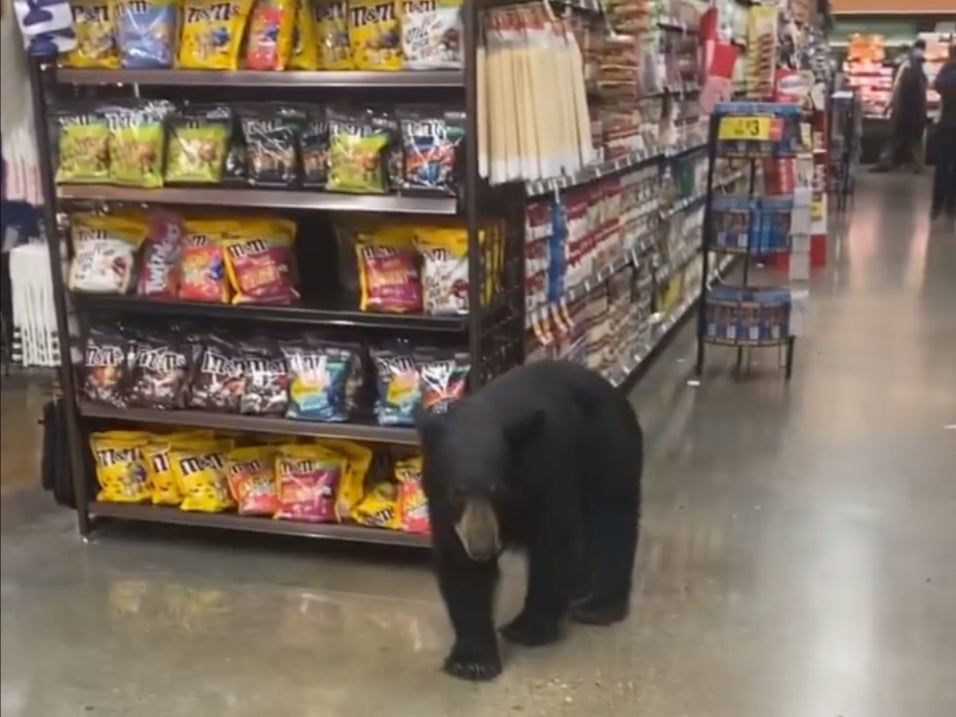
<box><xmin>413</xmin><ymin>407</ymin><xmax>446</xmax><ymax>449</ymax></box>
<box><xmin>504</xmin><ymin>409</ymin><xmax>545</xmax><ymax>451</ymax></box>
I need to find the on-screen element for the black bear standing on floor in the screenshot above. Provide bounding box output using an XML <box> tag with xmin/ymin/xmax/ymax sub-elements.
<box><xmin>416</xmin><ymin>360</ymin><xmax>643</xmax><ymax>681</ymax></box>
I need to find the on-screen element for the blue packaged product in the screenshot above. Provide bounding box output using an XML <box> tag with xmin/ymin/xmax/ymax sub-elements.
<box><xmin>116</xmin><ymin>0</ymin><xmax>176</xmax><ymax>69</ymax></box>
<box><xmin>372</xmin><ymin>349</ymin><xmax>421</xmax><ymax>426</ymax></box>
<box><xmin>281</xmin><ymin>341</ymin><xmax>359</xmax><ymax>423</ymax></box>
<box><xmin>548</xmin><ymin>198</ymin><xmax>568</xmax><ymax>302</ymax></box>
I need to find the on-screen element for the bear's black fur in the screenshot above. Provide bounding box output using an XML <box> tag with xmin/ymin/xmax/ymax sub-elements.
<box><xmin>416</xmin><ymin>360</ymin><xmax>643</xmax><ymax>681</ymax></box>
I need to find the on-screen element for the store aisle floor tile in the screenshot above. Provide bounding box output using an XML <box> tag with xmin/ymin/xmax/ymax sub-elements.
<box><xmin>2</xmin><ymin>174</ymin><xmax>955</xmax><ymax>717</ymax></box>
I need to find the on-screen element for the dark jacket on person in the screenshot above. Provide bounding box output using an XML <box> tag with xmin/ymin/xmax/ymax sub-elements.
<box><xmin>895</xmin><ymin>57</ymin><xmax>928</xmax><ymax>137</ymax></box>
<box><xmin>935</xmin><ymin>60</ymin><xmax>956</xmax><ymax>129</ymax></box>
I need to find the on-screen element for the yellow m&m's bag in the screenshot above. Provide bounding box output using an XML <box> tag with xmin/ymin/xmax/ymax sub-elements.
<box><xmin>177</xmin><ymin>0</ymin><xmax>254</xmax><ymax>70</ymax></box>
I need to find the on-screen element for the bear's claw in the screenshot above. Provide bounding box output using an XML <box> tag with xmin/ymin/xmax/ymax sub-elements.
<box><xmin>443</xmin><ymin>647</ymin><xmax>501</xmax><ymax>681</ymax></box>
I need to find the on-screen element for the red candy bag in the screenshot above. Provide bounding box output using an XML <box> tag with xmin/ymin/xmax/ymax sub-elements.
<box><xmin>274</xmin><ymin>445</ymin><xmax>345</xmax><ymax>523</ymax></box>
<box><xmin>356</xmin><ymin>231</ymin><xmax>422</xmax><ymax>313</ymax></box>
<box><xmin>179</xmin><ymin>220</ymin><xmax>230</xmax><ymax>303</ymax></box>
<box><xmin>138</xmin><ymin>210</ymin><xmax>183</xmax><ymax>298</ymax></box>
<box><xmin>245</xmin><ymin>0</ymin><xmax>295</xmax><ymax>71</ymax></box>
<box><xmin>226</xmin><ymin>446</ymin><xmax>279</xmax><ymax>516</ymax></box>
<box><xmin>396</xmin><ymin>456</ymin><xmax>429</xmax><ymax>535</ymax></box>
<box><xmin>223</xmin><ymin>219</ymin><xmax>298</xmax><ymax>305</ymax></box>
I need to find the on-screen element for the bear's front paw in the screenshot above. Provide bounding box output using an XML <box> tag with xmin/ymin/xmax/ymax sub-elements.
<box><xmin>500</xmin><ymin>611</ymin><xmax>562</xmax><ymax>646</ymax></box>
<box><xmin>443</xmin><ymin>644</ymin><xmax>502</xmax><ymax>681</ymax></box>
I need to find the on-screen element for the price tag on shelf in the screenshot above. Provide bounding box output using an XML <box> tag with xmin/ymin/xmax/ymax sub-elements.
<box><xmin>717</xmin><ymin>115</ymin><xmax>774</xmax><ymax>141</ymax></box>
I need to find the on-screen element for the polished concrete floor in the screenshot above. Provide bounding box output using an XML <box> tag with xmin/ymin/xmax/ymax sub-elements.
<box><xmin>2</xmin><ymin>175</ymin><xmax>954</xmax><ymax>717</ymax></box>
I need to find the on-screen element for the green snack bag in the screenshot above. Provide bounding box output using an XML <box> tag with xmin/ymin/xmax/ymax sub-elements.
<box><xmin>326</xmin><ymin>111</ymin><xmax>390</xmax><ymax>194</ymax></box>
<box><xmin>103</xmin><ymin>101</ymin><xmax>172</xmax><ymax>188</ymax></box>
<box><xmin>54</xmin><ymin>109</ymin><xmax>110</xmax><ymax>184</ymax></box>
<box><xmin>164</xmin><ymin>106</ymin><xmax>232</xmax><ymax>184</ymax></box>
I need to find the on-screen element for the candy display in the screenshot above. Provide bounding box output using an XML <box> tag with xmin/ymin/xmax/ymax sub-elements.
<box><xmin>126</xmin><ymin>334</ymin><xmax>196</xmax><ymax>409</ymax></box>
<box><xmin>68</xmin><ymin>213</ymin><xmax>146</xmax><ymax>294</ymax></box>
<box><xmin>82</xmin><ymin>326</ymin><xmax>131</xmax><ymax>407</ymax></box>
<box><xmin>65</xmin><ymin>0</ymin><xmax>121</xmax><ymax>69</ymax></box>
<box><xmin>326</xmin><ymin>111</ymin><xmax>391</xmax><ymax>194</ymax></box>
<box><xmin>137</xmin><ymin>210</ymin><xmax>184</xmax><ymax>298</ymax></box>
<box><xmin>177</xmin><ymin>0</ymin><xmax>254</xmax><ymax>70</ymax></box>
<box><xmin>187</xmin><ymin>336</ymin><xmax>245</xmax><ymax>412</ymax></box>
<box><xmin>395</xmin><ymin>455</ymin><xmax>428</xmax><ymax>534</ymax></box>
<box><xmin>274</xmin><ymin>444</ymin><xmax>344</xmax><ymax>522</ymax></box>
<box><xmin>400</xmin><ymin>0</ymin><xmax>462</xmax><ymax>70</ymax></box>
<box><xmin>102</xmin><ymin>101</ymin><xmax>172</xmax><ymax>187</ymax></box>
<box><xmin>281</xmin><ymin>340</ymin><xmax>362</xmax><ymax>422</ymax></box>
<box><xmin>115</xmin><ymin>0</ymin><xmax>177</xmax><ymax>69</ymax></box>
<box><xmin>54</xmin><ymin>109</ymin><xmax>110</xmax><ymax>184</ymax></box>
<box><xmin>90</xmin><ymin>431</ymin><xmax>151</xmax><ymax>503</ymax></box>
<box><xmin>355</xmin><ymin>230</ymin><xmax>422</xmax><ymax>313</ymax></box>
<box><xmin>239</xmin><ymin>107</ymin><xmax>302</xmax><ymax>187</ymax></box>
<box><xmin>399</xmin><ymin>109</ymin><xmax>464</xmax><ymax>195</ymax></box>
<box><xmin>703</xmin><ymin>287</ymin><xmax>792</xmax><ymax>347</ymax></box>
<box><xmin>245</xmin><ymin>0</ymin><xmax>296</xmax><ymax>71</ymax></box>
<box><xmin>226</xmin><ymin>446</ymin><xmax>280</xmax><ymax>515</ymax></box>
<box><xmin>222</xmin><ymin>219</ymin><xmax>298</xmax><ymax>304</ymax></box>
<box><xmin>240</xmin><ymin>339</ymin><xmax>290</xmax><ymax>416</ymax></box>
<box><xmin>316</xmin><ymin>0</ymin><xmax>353</xmax><ymax>69</ymax></box>
<box><xmin>164</xmin><ymin>106</ymin><xmax>232</xmax><ymax>184</ymax></box>
<box><xmin>179</xmin><ymin>219</ymin><xmax>231</xmax><ymax>302</ymax></box>
<box><xmin>348</xmin><ymin>0</ymin><xmax>402</xmax><ymax>71</ymax></box>
<box><xmin>172</xmin><ymin>440</ymin><xmax>235</xmax><ymax>512</ymax></box>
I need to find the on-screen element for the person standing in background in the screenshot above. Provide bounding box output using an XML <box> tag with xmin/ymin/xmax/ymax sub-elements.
<box><xmin>873</xmin><ymin>40</ymin><xmax>928</xmax><ymax>172</ymax></box>
<box><xmin>931</xmin><ymin>44</ymin><xmax>956</xmax><ymax>221</ymax></box>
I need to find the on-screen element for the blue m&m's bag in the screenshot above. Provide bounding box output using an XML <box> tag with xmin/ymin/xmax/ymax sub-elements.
<box><xmin>116</xmin><ymin>0</ymin><xmax>177</xmax><ymax>68</ymax></box>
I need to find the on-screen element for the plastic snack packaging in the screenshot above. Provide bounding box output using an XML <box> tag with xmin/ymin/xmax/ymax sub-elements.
<box><xmin>187</xmin><ymin>334</ymin><xmax>245</xmax><ymax>411</ymax></box>
<box><xmin>90</xmin><ymin>431</ymin><xmax>151</xmax><ymax>503</ymax></box>
<box><xmin>238</xmin><ymin>107</ymin><xmax>303</xmax><ymax>187</ymax></box>
<box><xmin>102</xmin><ymin>101</ymin><xmax>172</xmax><ymax>188</ymax></box>
<box><xmin>347</xmin><ymin>0</ymin><xmax>401</xmax><ymax>71</ymax></box>
<box><xmin>371</xmin><ymin>348</ymin><xmax>421</xmax><ymax>426</ymax></box>
<box><xmin>82</xmin><ymin>325</ymin><xmax>132</xmax><ymax>406</ymax></box>
<box><xmin>222</xmin><ymin>218</ymin><xmax>298</xmax><ymax>304</ymax></box>
<box><xmin>226</xmin><ymin>445</ymin><xmax>280</xmax><ymax>515</ymax></box>
<box><xmin>400</xmin><ymin>109</ymin><xmax>465</xmax><ymax>195</ymax></box>
<box><xmin>401</xmin><ymin>0</ymin><xmax>461</xmax><ymax>69</ymax></box>
<box><xmin>179</xmin><ymin>219</ymin><xmax>232</xmax><ymax>302</ymax></box>
<box><xmin>326</xmin><ymin>111</ymin><xmax>390</xmax><ymax>194</ymax></box>
<box><xmin>177</xmin><ymin>0</ymin><xmax>253</xmax><ymax>70</ymax></box>
<box><xmin>143</xmin><ymin>431</ymin><xmax>215</xmax><ymax>505</ymax></box>
<box><xmin>369</xmin><ymin>109</ymin><xmax>403</xmax><ymax>191</ymax></box>
<box><xmin>317</xmin><ymin>439</ymin><xmax>372</xmax><ymax>521</ymax></box>
<box><xmin>281</xmin><ymin>339</ymin><xmax>361</xmax><ymax>422</ymax></box>
<box><xmin>274</xmin><ymin>444</ymin><xmax>346</xmax><ymax>522</ymax></box>
<box><xmin>54</xmin><ymin>109</ymin><xmax>110</xmax><ymax>184</ymax></box>
<box><xmin>299</xmin><ymin>107</ymin><xmax>329</xmax><ymax>188</ymax></box>
<box><xmin>245</xmin><ymin>0</ymin><xmax>296</xmax><ymax>70</ymax></box>
<box><xmin>351</xmin><ymin>479</ymin><xmax>401</xmax><ymax>529</ymax></box>
<box><xmin>418</xmin><ymin>350</ymin><xmax>469</xmax><ymax>414</ymax></box>
<box><xmin>240</xmin><ymin>338</ymin><xmax>289</xmax><ymax>416</ymax></box>
<box><xmin>395</xmin><ymin>455</ymin><xmax>428</xmax><ymax>534</ymax></box>
<box><xmin>65</xmin><ymin>0</ymin><xmax>121</xmax><ymax>68</ymax></box>
<box><xmin>173</xmin><ymin>440</ymin><xmax>236</xmax><ymax>512</ymax></box>
<box><xmin>164</xmin><ymin>106</ymin><xmax>232</xmax><ymax>184</ymax></box>
<box><xmin>355</xmin><ymin>229</ymin><xmax>423</xmax><ymax>313</ymax></box>
<box><xmin>415</xmin><ymin>226</ymin><xmax>469</xmax><ymax>315</ymax></box>
<box><xmin>69</xmin><ymin>213</ymin><xmax>147</xmax><ymax>294</ymax></box>
<box><xmin>287</xmin><ymin>0</ymin><xmax>319</xmax><ymax>69</ymax></box>
<box><xmin>115</xmin><ymin>0</ymin><xmax>177</xmax><ymax>69</ymax></box>
<box><xmin>138</xmin><ymin>210</ymin><xmax>184</xmax><ymax>298</ymax></box>
<box><xmin>126</xmin><ymin>333</ymin><xmax>197</xmax><ymax>409</ymax></box>
<box><xmin>315</xmin><ymin>0</ymin><xmax>351</xmax><ymax>69</ymax></box>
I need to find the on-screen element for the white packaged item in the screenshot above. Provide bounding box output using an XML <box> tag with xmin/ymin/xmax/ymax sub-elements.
<box><xmin>401</xmin><ymin>0</ymin><xmax>463</xmax><ymax>70</ymax></box>
<box><xmin>68</xmin><ymin>214</ymin><xmax>145</xmax><ymax>294</ymax></box>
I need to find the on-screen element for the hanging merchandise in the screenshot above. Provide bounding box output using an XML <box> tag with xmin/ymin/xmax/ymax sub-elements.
<box><xmin>746</xmin><ymin>4</ymin><xmax>777</xmax><ymax>100</ymax></box>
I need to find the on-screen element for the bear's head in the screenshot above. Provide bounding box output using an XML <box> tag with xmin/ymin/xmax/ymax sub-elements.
<box><xmin>415</xmin><ymin>404</ymin><xmax>544</xmax><ymax>562</ymax></box>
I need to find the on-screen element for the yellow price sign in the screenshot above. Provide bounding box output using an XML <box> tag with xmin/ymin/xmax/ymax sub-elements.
<box><xmin>718</xmin><ymin>115</ymin><xmax>773</xmax><ymax>141</ymax></box>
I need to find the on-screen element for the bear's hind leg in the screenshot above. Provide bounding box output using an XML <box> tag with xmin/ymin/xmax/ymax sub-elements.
<box><xmin>571</xmin><ymin>497</ymin><xmax>637</xmax><ymax>625</ymax></box>
<box><xmin>436</xmin><ymin>550</ymin><xmax>502</xmax><ymax>680</ymax></box>
<box><xmin>501</xmin><ymin>528</ymin><xmax>574</xmax><ymax>647</ymax></box>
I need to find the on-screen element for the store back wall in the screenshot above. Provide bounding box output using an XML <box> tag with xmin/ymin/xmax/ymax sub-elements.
<box><xmin>832</xmin><ymin>0</ymin><xmax>956</xmax><ymax>13</ymax></box>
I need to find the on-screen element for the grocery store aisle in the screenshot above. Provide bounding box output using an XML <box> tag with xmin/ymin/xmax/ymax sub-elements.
<box><xmin>1</xmin><ymin>174</ymin><xmax>954</xmax><ymax>717</ymax></box>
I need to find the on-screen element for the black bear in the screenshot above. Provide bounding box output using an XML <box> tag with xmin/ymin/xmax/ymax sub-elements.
<box><xmin>416</xmin><ymin>360</ymin><xmax>643</xmax><ymax>681</ymax></box>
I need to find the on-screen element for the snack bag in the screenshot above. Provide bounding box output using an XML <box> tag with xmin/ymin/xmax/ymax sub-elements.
<box><xmin>102</xmin><ymin>101</ymin><xmax>172</xmax><ymax>188</ymax></box>
<box><xmin>177</xmin><ymin>0</ymin><xmax>253</xmax><ymax>70</ymax></box>
<box><xmin>69</xmin><ymin>213</ymin><xmax>147</xmax><ymax>294</ymax></box>
<box><xmin>179</xmin><ymin>219</ymin><xmax>231</xmax><ymax>302</ymax></box>
<box><xmin>418</xmin><ymin>351</ymin><xmax>469</xmax><ymax>414</ymax></box>
<box><xmin>400</xmin><ymin>110</ymin><xmax>465</xmax><ymax>195</ymax></box>
<box><xmin>226</xmin><ymin>446</ymin><xmax>279</xmax><ymax>515</ymax></box>
<box><xmin>318</xmin><ymin>438</ymin><xmax>372</xmax><ymax>520</ymax></box>
<box><xmin>347</xmin><ymin>0</ymin><xmax>401</xmax><ymax>71</ymax></box>
<box><xmin>65</xmin><ymin>0</ymin><xmax>120</xmax><ymax>68</ymax></box>
<box><xmin>299</xmin><ymin>107</ymin><xmax>329</xmax><ymax>188</ymax></box>
<box><xmin>240</xmin><ymin>338</ymin><xmax>289</xmax><ymax>415</ymax></box>
<box><xmin>351</xmin><ymin>479</ymin><xmax>401</xmax><ymax>529</ymax></box>
<box><xmin>54</xmin><ymin>109</ymin><xmax>110</xmax><ymax>184</ymax></box>
<box><xmin>143</xmin><ymin>432</ymin><xmax>215</xmax><ymax>505</ymax></box>
<box><xmin>356</xmin><ymin>230</ymin><xmax>422</xmax><ymax>313</ymax></box>
<box><xmin>187</xmin><ymin>335</ymin><xmax>245</xmax><ymax>411</ymax></box>
<box><xmin>370</xmin><ymin>110</ymin><xmax>403</xmax><ymax>191</ymax></box>
<box><xmin>222</xmin><ymin>219</ymin><xmax>297</xmax><ymax>304</ymax></box>
<box><xmin>115</xmin><ymin>0</ymin><xmax>177</xmax><ymax>69</ymax></box>
<box><xmin>274</xmin><ymin>444</ymin><xmax>346</xmax><ymax>522</ymax></box>
<box><xmin>127</xmin><ymin>334</ymin><xmax>196</xmax><ymax>409</ymax></box>
<box><xmin>371</xmin><ymin>348</ymin><xmax>420</xmax><ymax>426</ymax></box>
<box><xmin>238</xmin><ymin>108</ymin><xmax>302</xmax><ymax>187</ymax></box>
<box><xmin>401</xmin><ymin>0</ymin><xmax>461</xmax><ymax>70</ymax></box>
<box><xmin>281</xmin><ymin>340</ymin><xmax>359</xmax><ymax>422</ymax></box>
<box><xmin>245</xmin><ymin>0</ymin><xmax>296</xmax><ymax>70</ymax></box>
<box><xmin>415</xmin><ymin>226</ymin><xmax>468</xmax><ymax>315</ymax></box>
<box><xmin>90</xmin><ymin>432</ymin><xmax>150</xmax><ymax>503</ymax></box>
<box><xmin>138</xmin><ymin>210</ymin><xmax>184</xmax><ymax>298</ymax></box>
<box><xmin>82</xmin><ymin>326</ymin><xmax>131</xmax><ymax>406</ymax></box>
<box><xmin>326</xmin><ymin>112</ymin><xmax>390</xmax><ymax>194</ymax></box>
<box><xmin>172</xmin><ymin>441</ymin><xmax>235</xmax><ymax>512</ymax></box>
<box><xmin>287</xmin><ymin>0</ymin><xmax>319</xmax><ymax>70</ymax></box>
<box><xmin>315</xmin><ymin>0</ymin><xmax>351</xmax><ymax>69</ymax></box>
<box><xmin>164</xmin><ymin>106</ymin><xmax>232</xmax><ymax>184</ymax></box>
<box><xmin>395</xmin><ymin>455</ymin><xmax>428</xmax><ymax>534</ymax></box>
